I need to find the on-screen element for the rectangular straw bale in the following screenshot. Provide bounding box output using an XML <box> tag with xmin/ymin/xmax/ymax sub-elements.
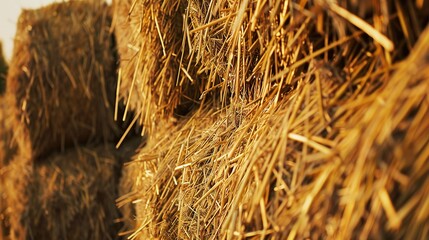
<box><xmin>3</xmin><ymin>144</ymin><xmax>125</xmax><ymax>240</ymax></box>
<box><xmin>112</xmin><ymin>0</ymin><xmax>428</xmax><ymax>137</ymax></box>
<box><xmin>117</xmin><ymin>1</ymin><xmax>429</xmax><ymax>239</ymax></box>
<box><xmin>120</xmin><ymin>41</ymin><xmax>429</xmax><ymax>238</ymax></box>
<box><xmin>6</xmin><ymin>1</ymin><xmax>120</xmax><ymax>160</ymax></box>
<box><xmin>165</xmin><ymin>0</ymin><xmax>429</xmax><ymax>109</ymax></box>
<box><xmin>112</xmin><ymin>0</ymin><xmax>202</xmax><ymax>134</ymax></box>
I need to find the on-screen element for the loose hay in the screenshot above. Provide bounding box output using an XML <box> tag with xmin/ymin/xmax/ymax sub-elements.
<box><xmin>116</xmin><ymin>0</ymin><xmax>429</xmax><ymax>239</ymax></box>
<box><xmin>6</xmin><ymin>1</ymin><xmax>120</xmax><ymax>160</ymax></box>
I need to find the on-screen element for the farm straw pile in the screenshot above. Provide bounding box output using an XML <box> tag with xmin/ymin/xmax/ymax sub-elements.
<box><xmin>114</xmin><ymin>0</ymin><xmax>429</xmax><ymax>239</ymax></box>
<box><xmin>0</xmin><ymin>1</ymin><xmax>144</xmax><ymax>239</ymax></box>
<box><xmin>0</xmin><ymin>0</ymin><xmax>428</xmax><ymax>239</ymax></box>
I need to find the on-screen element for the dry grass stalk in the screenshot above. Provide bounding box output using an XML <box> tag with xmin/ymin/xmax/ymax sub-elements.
<box><xmin>6</xmin><ymin>1</ymin><xmax>120</xmax><ymax>160</ymax></box>
<box><xmin>116</xmin><ymin>0</ymin><xmax>429</xmax><ymax>239</ymax></box>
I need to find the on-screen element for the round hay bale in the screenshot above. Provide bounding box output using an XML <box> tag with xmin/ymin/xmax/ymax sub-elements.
<box><xmin>4</xmin><ymin>144</ymin><xmax>124</xmax><ymax>240</ymax></box>
<box><xmin>6</xmin><ymin>1</ymin><xmax>120</xmax><ymax>160</ymax></box>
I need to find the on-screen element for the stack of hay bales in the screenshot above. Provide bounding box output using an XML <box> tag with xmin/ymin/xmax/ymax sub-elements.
<box><xmin>114</xmin><ymin>0</ymin><xmax>429</xmax><ymax>239</ymax></box>
<box><xmin>1</xmin><ymin>1</ymin><xmax>142</xmax><ymax>239</ymax></box>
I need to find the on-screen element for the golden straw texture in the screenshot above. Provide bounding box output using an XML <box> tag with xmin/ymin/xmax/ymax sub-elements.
<box><xmin>6</xmin><ymin>1</ymin><xmax>119</xmax><ymax>160</ymax></box>
<box><xmin>115</xmin><ymin>0</ymin><xmax>429</xmax><ymax>239</ymax></box>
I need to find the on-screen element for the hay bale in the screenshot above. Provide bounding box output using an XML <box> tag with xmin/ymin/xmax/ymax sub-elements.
<box><xmin>117</xmin><ymin>0</ymin><xmax>429</xmax><ymax>239</ymax></box>
<box><xmin>3</xmin><ymin>144</ymin><xmax>125</xmax><ymax>240</ymax></box>
<box><xmin>183</xmin><ymin>0</ymin><xmax>429</xmax><ymax>105</ymax></box>
<box><xmin>113</xmin><ymin>0</ymin><xmax>203</xmax><ymax>134</ymax></box>
<box><xmin>6</xmin><ymin>1</ymin><xmax>120</xmax><ymax>160</ymax></box>
<box><xmin>114</xmin><ymin>0</ymin><xmax>429</xmax><ymax>131</ymax></box>
<box><xmin>120</xmin><ymin>32</ymin><xmax>429</xmax><ymax>238</ymax></box>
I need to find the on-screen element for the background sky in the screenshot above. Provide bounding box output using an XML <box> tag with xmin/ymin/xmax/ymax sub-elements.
<box><xmin>0</xmin><ymin>0</ymin><xmax>111</xmax><ymax>62</ymax></box>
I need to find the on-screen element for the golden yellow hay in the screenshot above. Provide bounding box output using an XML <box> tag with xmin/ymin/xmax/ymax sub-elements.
<box><xmin>112</xmin><ymin>0</ymin><xmax>203</xmax><ymax>134</ymax></box>
<box><xmin>6</xmin><ymin>1</ymin><xmax>120</xmax><ymax>160</ymax></box>
<box><xmin>121</xmin><ymin>28</ymin><xmax>429</xmax><ymax>238</ymax></box>
<box><xmin>116</xmin><ymin>0</ymin><xmax>429</xmax><ymax>239</ymax></box>
<box><xmin>113</xmin><ymin>0</ymin><xmax>429</xmax><ymax>135</ymax></box>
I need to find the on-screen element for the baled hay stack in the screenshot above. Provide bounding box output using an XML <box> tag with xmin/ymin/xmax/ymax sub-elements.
<box><xmin>184</xmin><ymin>0</ymin><xmax>428</xmax><ymax>105</ymax></box>
<box><xmin>117</xmin><ymin>0</ymin><xmax>429</xmax><ymax>239</ymax></box>
<box><xmin>3</xmin><ymin>144</ymin><xmax>127</xmax><ymax>240</ymax></box>
<box><xmin>113</xmin><ymin>0</ymin><xmax>204</xmax><ymax>134</ymax></box>
<box><xmin>6</xmin><ymin>1</ymin><xmax>119</xmax><ymax>160</ymax></box>
<box><xmin>113</xmin><ymin>0</ymin><xmax>428</xmax><ymax>136</ymax></box>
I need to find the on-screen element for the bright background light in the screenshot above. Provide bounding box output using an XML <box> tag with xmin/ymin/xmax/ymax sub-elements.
<box><xmin>0</xmin><ymin>0</ymin><xmax>111</xmax><ymax>62</ymax></box>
